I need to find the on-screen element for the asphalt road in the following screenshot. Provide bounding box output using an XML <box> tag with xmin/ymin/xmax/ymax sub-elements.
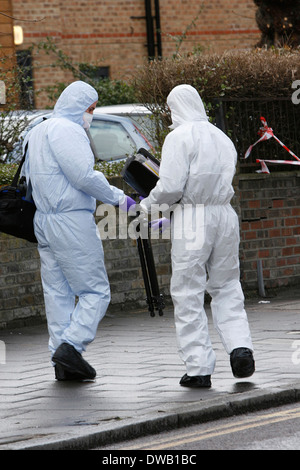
<box><xmin>94</xmin><ymin>403</ymin><xmax>300</xmax><ymax>451</ymax></box>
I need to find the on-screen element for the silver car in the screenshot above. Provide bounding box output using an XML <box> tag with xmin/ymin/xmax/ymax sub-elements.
<box><xmin>94</xmin><ymin>103</ymin><xmax>156</xmax><ymax>148</ymax></box>
<box><xmin>2</xmin><ymin>110</ymin><xmax>153</xmax><ymax>163</ymax></box>
<box><xmin>88</xmin><ymin>112</ymin><xmax>153</xmax><ymax>162</ymax></box>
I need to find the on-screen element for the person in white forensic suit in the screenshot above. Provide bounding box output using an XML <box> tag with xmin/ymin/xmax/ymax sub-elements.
<box><xmin>140</xmin><ymin>84</ymin><xmax>255</xmax><ymax>388</ymax></box>
<box><xmin>23</xmin><ymin>81</ymin><xmax>135</xmax><ymax>381</ymax></box>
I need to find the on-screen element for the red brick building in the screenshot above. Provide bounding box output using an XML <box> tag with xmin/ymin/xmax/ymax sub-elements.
<box><xmin>0</xmin><ymin>1</ymin><xmax>14</xmax><ymax>56</ymax></box>
<box><xmin>2</xmin><ymin>0</ymin><xmax>260</xmax><ymax>107</ymax></box>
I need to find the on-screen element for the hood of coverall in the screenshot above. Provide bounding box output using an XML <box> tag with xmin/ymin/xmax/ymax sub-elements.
<box><xmin>167</xmin><ymin>84</ymin><xmax>208</xmax><ymax>129</ymax></box>
<box><xmin>52</xmin><ymin>81</ymin><xmax>98</xmax><ymax>126</ymax></box>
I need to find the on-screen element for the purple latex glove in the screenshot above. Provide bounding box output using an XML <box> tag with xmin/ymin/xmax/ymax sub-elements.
<box><xmin>150</xmin><ymin>217</ymin><xmax>170</xmax><ymax>233</ymax></box>
<box><xmin>119</xmin><ymin>195</ymin><xmax>136</xmax><ymax>212</ymax></box>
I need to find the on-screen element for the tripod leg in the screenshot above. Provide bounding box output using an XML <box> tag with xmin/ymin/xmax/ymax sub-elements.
<box><xmin>136</xmin><ymin>236</ymin><xmax>155</xmax><ymax>317</ymax></box>
<box><xmin>141</xmin><ymin>236</ymin><xmax>165</xmax><ymax>316</ymax></box>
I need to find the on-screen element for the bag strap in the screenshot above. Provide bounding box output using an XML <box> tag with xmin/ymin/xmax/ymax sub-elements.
<box><xmin>11</xmin><ymin>142</ymin><xmax>28</xmax><ymax>188</ymax></box>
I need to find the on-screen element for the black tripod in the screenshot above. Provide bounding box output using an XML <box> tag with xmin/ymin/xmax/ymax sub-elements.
<box><xmin>121</xmin><ymin>148</ymin><xmax>165</xmax><ymax>317</ymax></box>
<box><xmin>135</xmin><ymin>218</ymin><xmax>165</xmax><ymax>317</ymax></box>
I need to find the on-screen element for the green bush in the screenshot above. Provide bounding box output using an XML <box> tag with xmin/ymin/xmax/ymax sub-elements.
<box><xmin>0</xmin><ymin>163</ymin><xmax>19</xmax><ymax>186</ymax></box>
<box><xmin>134</xmin><ymin>48</ymin><xmax>300</xmax><ymax>104</ymax></box>
<box><xmin>0</xmin><ymin>161</ymin><xmax>126</xmax><ymax>186</ymax></box>
<box><xmin>44</xmin><ymin>77</ymin><xmax>136</xmax><ymax>108</ymax></box>
<box><xmin>133</xmin><ymin>48</ymin><xmax>300</xmax><ymax>151</ymax></box>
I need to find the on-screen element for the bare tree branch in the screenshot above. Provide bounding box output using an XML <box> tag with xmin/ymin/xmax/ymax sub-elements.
<box><xmin>0</xmin><ymin>11</ymin><xmax>45</xmax><ymax>22</ymax></box>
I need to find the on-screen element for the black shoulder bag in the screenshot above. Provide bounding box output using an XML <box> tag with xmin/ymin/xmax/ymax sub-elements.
<box><xmin>0</xmin><ymin>143</ymin><xmax>37</xmax><ymax>243</ymax></box>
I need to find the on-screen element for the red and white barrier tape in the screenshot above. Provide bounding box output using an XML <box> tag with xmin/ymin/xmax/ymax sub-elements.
<box><xmin>244</xmin><ymin>116</ymin><xmax>300</xmax><ymax>173</ymax></box>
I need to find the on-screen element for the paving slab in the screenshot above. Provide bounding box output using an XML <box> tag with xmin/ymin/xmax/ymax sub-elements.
<box><xmin>1</xmin><ymin>289</ymin><xmax>300</xmax><ymax>450</ymax></box>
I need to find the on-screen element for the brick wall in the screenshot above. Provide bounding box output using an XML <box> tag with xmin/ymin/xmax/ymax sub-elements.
<box><xmin>239</xmin><ymin>172</ymin><xmax>300</xmax><ymax>290</ymax></box>
<box><xmin>0</xmin><ymin>226</ymin><xmax>171</xmax><ymax>329</ymax></box>
<box><xmin>10</xmin><ymin>0</ymin><xmax>260</xmax><ymax>107</ymax></box>
<box><xmin>0</xmin><ymin>234</ymin><xmax>44</xmax><ymax>328</ymax></box>
<box><xmin>160</xmin><ymin>0</ymin><xmax>260</xmax><ymax>56</ymax></box>
<box><xmin>0</xmin><ymin>0</ymin><xmax>15</xmax><ymax>55</ymax></box>
<box><xmin>0</xmin><ymin>173</ymin><xmax>299</xmax><ymax>328</ymax></box>
<box><xmin>0</xmin><ymin>177</ymin><xmax>172</xmax><ymax>328</ymax></box>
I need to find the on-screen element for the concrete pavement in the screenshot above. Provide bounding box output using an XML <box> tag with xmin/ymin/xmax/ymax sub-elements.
<box><xmin>0</xmin><ymin>288</ymin><xmax>300</xmax><ymax>450</ymax></box>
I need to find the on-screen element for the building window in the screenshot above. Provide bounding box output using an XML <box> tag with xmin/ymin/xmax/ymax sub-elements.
<box><xmin>79</xmin><ymin>65</ymin><xmax>109</xmax><ymax>80</ymax></box>
<box><xmin>16</xmin><ymin>49</ymin><xmax>34</xmax><ymax>108</ymax></box>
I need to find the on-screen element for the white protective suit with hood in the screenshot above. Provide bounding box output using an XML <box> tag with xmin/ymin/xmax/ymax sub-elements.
<box><xmin>24</xmin><ymin>81</ymin><xmax>125</xmax><ymax>356</ymax></box>
<box><xmin>140</xmin><ymin>84</ymin><xmax>253</xmax><ymax>376</ymax></box>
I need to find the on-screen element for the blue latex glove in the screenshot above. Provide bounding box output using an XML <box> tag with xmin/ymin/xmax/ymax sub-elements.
<box><xmin>150</xmin><ymin>217</ymin><xmax>170</xmax><ymax>233</ymax></box>
<box><xmin>119</xmin><ymin>195</ymin><xmax>136</xmax><ymax>212</ymax></box>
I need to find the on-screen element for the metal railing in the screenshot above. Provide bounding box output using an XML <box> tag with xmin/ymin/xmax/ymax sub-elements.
<box><xmin>212</xmin><ymin>98</ymin><xmax>300</xmax><ymax>173</ymax></box>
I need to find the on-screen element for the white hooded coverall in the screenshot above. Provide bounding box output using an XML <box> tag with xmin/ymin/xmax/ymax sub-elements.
<box><xmin>24</xmin><ymin>81</ymin><xmax>125</xmax><ymax>355</ymax></box>
<box><xmin>141</xmin><ymin>85</ymin><xmax>253</xmax><ymax>377</ymax></box>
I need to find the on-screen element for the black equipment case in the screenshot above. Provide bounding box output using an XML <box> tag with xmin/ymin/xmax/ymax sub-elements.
<box><xmin>121</xmin><ymin>147</ymin><xmax>160</xmax><ymax>198</ymax></box>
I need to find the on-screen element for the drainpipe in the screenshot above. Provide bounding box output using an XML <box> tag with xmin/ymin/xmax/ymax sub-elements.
<box><xmin>154</xmin><ymin>0</ymin><xmax>162</xmax><ymax>58</ymax></box>
<box><xmin>131</xmin><ymin>1</ymin><xmax>162</xmax><ymax>60</ymax></box>
<box><xmin>145</xmin><ymin>0</ymin><xmax>155</xmax><ymax>59</ymax></box>
<box><xmin>257</xmin><ymin>259</ymin><xmax>266</xmax><ymax>297</ymax></box>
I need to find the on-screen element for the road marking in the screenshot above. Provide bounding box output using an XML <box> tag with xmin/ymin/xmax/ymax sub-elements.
<box><xmin>120</xmin><ymin>405</ymin><xmax>300</xmax><ymax>450</ymax></box>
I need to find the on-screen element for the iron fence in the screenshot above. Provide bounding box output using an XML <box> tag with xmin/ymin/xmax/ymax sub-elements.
<box><xmin>212</xmin><ymin>98</ymin><xmax>300</xmax><ymax>173</ymax></box>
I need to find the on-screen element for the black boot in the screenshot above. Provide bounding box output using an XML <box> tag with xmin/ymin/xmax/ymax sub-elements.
<box><xmin>54</xmin><ymin>363</ymin><xmax>93</xmax><ymax>381</ymax></box>
<box><xmin>52</xmin><ymin>343</ymin><xmax>96</xmax><ymax>380</ymax></box>
<box><xmin>230</xmin><ymin>347</ymin><xmax>255</xmax><ymax>378</ymax></box>
<box><xmin>180</xmin><ymin>373</ymin><xmax>211</xmax><ymax>388</ymax></box>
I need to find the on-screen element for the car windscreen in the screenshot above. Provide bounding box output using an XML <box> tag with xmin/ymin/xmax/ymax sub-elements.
<box><xmin>89</xmin><ymin>119</ymin><xmax>137</xmax><ymax>161</ymax></box>
<box><xmin>123</xmin><ymin>113</ymin><xmax>156</xmax><ymax>147</ymax></box>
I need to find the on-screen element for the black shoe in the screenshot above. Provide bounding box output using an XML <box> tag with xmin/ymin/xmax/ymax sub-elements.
<box><xmin>230</xmin><ymin>347</ymin><xmax>255</xmax><ymax>378</ymax></box>
<box><xmin>52</xmin><ymin>343</ymin><xmax>96</xmax><ymax>380</ymax></box>
<box><xmin>54</xmin><ymin>364</ymin><xmax>92</xmax><ymax>381</ymax></box>
<box><xmin>180</xmin><ymin>373</ymin><xmax>211</xmax><ymax>388</ymax></box>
